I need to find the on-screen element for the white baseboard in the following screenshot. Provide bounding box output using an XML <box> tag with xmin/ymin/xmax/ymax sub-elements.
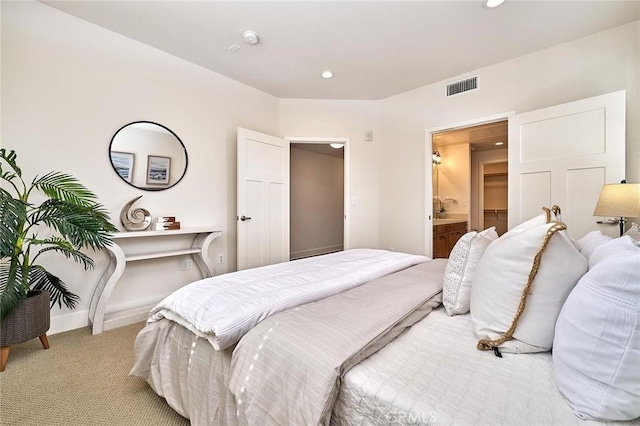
<box><xmin>48</xmin><ymin>294</ymin><xmax>170</xmax><ymax>335</ymax></box>
<box><xmin>290</xmin><ymin>244</ymin><xmax>344</xmax><ymax>260</ymax></box>
<box><xmin>49</xmin><ymin>310</ymin><xmax>90</xmax><ymax>335</ymax></box>
<box><xmin>102</xmin><ymin>304</ymin><xmax>156</xmax><ymax>332</ymax></box>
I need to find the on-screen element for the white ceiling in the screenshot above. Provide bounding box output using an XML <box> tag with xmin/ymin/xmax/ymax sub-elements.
<box><xmin>434</xmin><ymin>120</ymin><xmax>508</xmax><ymax>152</ymax></box>
<box><xmin>42</xmin><ymin>1</ymin><xmax>640</xmax><ymax>100</ymax></box>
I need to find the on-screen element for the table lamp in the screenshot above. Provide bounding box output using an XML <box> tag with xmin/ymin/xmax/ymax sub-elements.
<box><xmin>593</xmin><ymin>180</ymin><xmax>640</xmax><ymax>236</ymax></box>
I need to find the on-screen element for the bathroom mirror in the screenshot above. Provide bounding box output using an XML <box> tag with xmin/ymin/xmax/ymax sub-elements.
<box><xmin>109</xmin><ymin>121</ymin><xmax>188</xmax><ymax>191</ymax></box>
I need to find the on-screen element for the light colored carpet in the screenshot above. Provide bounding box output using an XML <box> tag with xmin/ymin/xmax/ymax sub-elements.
<box><xmin>0</xmin><ymin>322</ymin><xmax>189</xmax><ymax>425</ymax></box>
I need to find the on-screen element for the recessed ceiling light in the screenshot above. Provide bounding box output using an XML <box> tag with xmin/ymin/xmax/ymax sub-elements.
<box><xmin>483</xmin><ymin>0</ymin><xmax>505</xmax><ymax>9</ymax></box>
<box><xmin>330</xmin><ymin>143</ymin><xmax>344</xmax><ymax>149</ymax></box>
<box><xmin>495</xmin><ymin>141</ymin><xmax>504</xmax><ymax>146</ymax></box>
<box><xmin>321</xmin><ymin>71</ymin><xmax>334</xmax><ymax>79</ymax></box>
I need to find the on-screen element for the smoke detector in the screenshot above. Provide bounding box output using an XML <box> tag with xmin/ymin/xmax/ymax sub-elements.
<box><xmin>242</xmin><ymin>30</ymin><xmax>259</xmax><ymax>45</ymax></box>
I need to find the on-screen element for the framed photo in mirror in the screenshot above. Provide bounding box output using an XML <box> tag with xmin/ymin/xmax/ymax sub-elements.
<box><xmin>147</xmin><ymin>155</ymin><xmax>171</xmax><ymax>185</ymax></box>
<box><xmin>110</xmin><ymin>151</ymin><xmax>135</xmax><ymax>183</ymax></box>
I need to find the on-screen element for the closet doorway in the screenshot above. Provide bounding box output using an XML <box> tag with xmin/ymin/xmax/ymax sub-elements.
<box><xmin>478</xmin><ymin>160</ymin><xmax>508</xmax><ymax>235</ymax></box>
<box><xmin>288</xmin><ymin>138</ymin><xmax>349</xmax><ymax>260</ymax></box>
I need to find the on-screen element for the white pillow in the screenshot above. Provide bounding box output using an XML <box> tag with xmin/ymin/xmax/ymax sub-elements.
<box><xmin>624</xmin><ymin>222</ymin><xmax>640</xmax><ymax>241</ymax></box>
<box><xmin>553</xmin><ymin>236</ymin><xmax>640</xmax><ymax>421</ymax></box>
<box><xmin>507</xmin><ymin>207</ymin><xmax>580</xmax><ymax>251</ymax></box>
<box><xmin>577</xmin><ymin>230</ymin><xmax>613</xmax><ymax>260</ymax></box>
<box><xmin>470</xmin><ymin>221</ymin><xmax>587</xmax><ymax>353</ymax></box>
<box><xmin>504</xmin><ymin>211</ymin><xmax>549</xmax><ymax>235</ymax></box>
<box><xmin>443</xmin><ymin>227</ymin><xmax>499</xmax><ymax>316</ymax></box>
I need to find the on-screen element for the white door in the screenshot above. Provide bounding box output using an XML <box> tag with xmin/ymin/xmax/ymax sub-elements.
<box><xmin>237</xmin><ymin>128</ymin><xmax>290</xmax><ymax>270</ymax></box>
<box><xmin>508</xmin><ymin>90</ymin><xmax>625</xmax><ymax>238</ymax></box>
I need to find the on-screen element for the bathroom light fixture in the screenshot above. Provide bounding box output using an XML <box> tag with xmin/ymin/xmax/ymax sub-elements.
<box><xmin>242</xmin><ymin>30</ymin><xmax>259</xmax><ymax>45</ymax></box>
<box><xmin>330</xmin><ymin>143</ymin><xmax>344</xmax><ymax>149</ymax></box>
<box><xmin>321</xmin><ymin>71</ymin><xmax>334</xmax><ymax>79</ymax></box>
<box><xmin>483</xmin><ymin>0</ymin><xmax>505</xmax><ymax>9</ymax></box>
<box><xmin>432</xmin><ymin>150</ymin><xmax>442</xmax><ymax>165</ymax></box>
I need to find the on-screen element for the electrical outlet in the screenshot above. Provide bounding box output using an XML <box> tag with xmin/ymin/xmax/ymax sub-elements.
<box><xmin>218</xmin><ymin>253</ymin><xmax>224</xmax><ymax>264</ymax></box>
<box><xmin>181</xmin><ymin>259</ymin><xmax>193</xmax><ymax>270</ymax></box>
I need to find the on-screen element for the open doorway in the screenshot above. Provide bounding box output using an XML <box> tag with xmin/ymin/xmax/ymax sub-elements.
<box><xmin>430</xmin><ymin>119</ymin><xmax>508</xmax><ymax>257</ymax></box>
<box><xmin>288</xmin><ymin>139</ymin><xmax>349</xmax><ymax>260</ymax></box>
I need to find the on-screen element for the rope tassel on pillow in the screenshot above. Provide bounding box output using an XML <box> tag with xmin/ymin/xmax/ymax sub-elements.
<box><xmin>477</xmin><ymin>221</ymin><xmax>567</xmax><ymax>352</ymax></box>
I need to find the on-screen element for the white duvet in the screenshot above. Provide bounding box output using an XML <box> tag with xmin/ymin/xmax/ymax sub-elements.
<box><xmin>147</xmin><ymin>249</ymin><xmax>428</xmax><ymax>350</ymax></box>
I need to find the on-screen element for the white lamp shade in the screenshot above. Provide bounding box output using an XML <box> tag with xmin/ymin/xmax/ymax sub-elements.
<box><xmin>593</xmin><ymin>183</ymin><xmax>640</xmax><ymax>218</ymax></box>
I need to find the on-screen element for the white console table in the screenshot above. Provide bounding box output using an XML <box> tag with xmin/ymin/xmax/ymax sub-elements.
<box><xmin>89</xmin><ymin>227</ymin><xmax>222</xmax><ymax>335</ymax></box>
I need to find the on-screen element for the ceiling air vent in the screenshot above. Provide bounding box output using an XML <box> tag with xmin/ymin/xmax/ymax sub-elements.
<box><xmin>446</xmin><ymin>76</ymin><xmax>478</xmax><ymax>97</ymax></box>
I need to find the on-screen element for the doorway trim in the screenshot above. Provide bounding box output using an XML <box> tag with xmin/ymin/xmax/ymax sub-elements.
<box><xmin>285</xmin><ymin>136</ymin><xmax>351</xmax><ymax>252</ymax></box>
<box><xmin>425</xmin><ymin>111</ymin><xmax>514</xmax><ymax>257</ymax></box>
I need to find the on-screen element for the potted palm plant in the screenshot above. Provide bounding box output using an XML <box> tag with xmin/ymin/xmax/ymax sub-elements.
<box><xmin>0</xmin><ymin>149</ymin><xmax>116</xmax><ymax>371</ymax></box>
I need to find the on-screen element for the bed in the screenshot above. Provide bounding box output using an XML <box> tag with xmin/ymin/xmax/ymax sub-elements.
<box><xmin>131</xmin><ymin>224</ymin><xmax>640</xmax><ymax>426</ymax></box>
<box><xmin>130</xmin><ymin>248</ymin><xmax>436</xmax><ymax>425</ymax></box>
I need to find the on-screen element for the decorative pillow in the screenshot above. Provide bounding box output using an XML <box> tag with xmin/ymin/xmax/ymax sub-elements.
<box><xmin>577</xmin><ymin>230</ymin><xmax>613</xmax><ymax>261</ymax></box>
<box><xmin>470</xmin><ymin>221</ymin><xmax>587</xmax><ymax>353</ymax></box>
<box><xmin>505</xmin><ymin>205</ymin><xmax>562</xmax><ymax>236</ymax></box>
<box><xmin>624</xmin><ymin>222</ymin><xmax>640</xmax><ymax>241</ymax></box>
<box><xmin>504</xmin><ymin>211</ymin><xmax>549</xmax><ymax>235</ymax></box>
<box><xmin>553</xmin><ymin>236</ymin><xmax>640</xmax><ymax>421</ymax></box>
<box><xmin>443</xmin><ymin>227</ymin><xmax>499</xmax><ymax>316</ymax></box>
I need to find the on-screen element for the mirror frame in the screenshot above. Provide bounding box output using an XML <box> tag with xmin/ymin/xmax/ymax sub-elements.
<box><xmin>109</xmin><ymin>121</ymin><xmax>189</xmax><ymax>191</ymax></box>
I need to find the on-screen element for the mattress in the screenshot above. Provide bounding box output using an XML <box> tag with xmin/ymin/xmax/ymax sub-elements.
<box><xmin>331</xmin><ymin>307</ymin><xmax>640</xmax><ymax>426</ymax></box>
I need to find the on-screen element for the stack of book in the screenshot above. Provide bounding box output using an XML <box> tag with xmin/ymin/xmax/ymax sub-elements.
<box><xmin>152</xmin><ymin>216</ymin><xmax>181</xmax><ymax>231</ymax></box>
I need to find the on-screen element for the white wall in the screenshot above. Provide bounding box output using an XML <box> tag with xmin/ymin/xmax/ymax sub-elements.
<box><xmin>378</xmin><ymin>21</ymin><xmax>639</xmax><ymax>255</ymax></box>
<box><xmin>434</xmin><ymin>143</ymin><xmax>470</xmax><ymax>217</ymax></box>
<box><xmin>278</xmin><ymin>99</ymin><xmax>382</xmax><ymax>249</ymax></box>
<box><xmin>1</xmin><ymin>1</ymin><xmax>279</xmax><ymax>333</ymax></box>
<box><xmin>2</xmin><ymin>1</ymin><xmax>638</xmax><ymax>334</ymax></box>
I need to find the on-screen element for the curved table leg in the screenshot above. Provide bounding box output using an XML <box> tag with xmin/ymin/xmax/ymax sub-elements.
<box><xmin>191</xmin><ymin>231</ymin><xmax>222</xmax><ymax>278</ymax></box>
<box><xmin>89</xmin><ymin>244</ymin><xmax>127</xmax><ymax>335</ymax></box>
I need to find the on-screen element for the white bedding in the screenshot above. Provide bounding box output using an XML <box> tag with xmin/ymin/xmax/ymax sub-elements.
<box><xmin>132</xmin><ymin>249</ymin><xmax>639</xmax><ymax>426</ymax></box>
<box><xmin>130</xmin><ymin>319</ymin><xmax>239</xmax><ymax>425</ymax></box>
<box><xmin>230</xmin><ymin>260</ymin><xmax>446</xmax><ymax>425</ymax></box>
<box><xmin>331</xmin><ymin>307</ymin><xmax>640</xmax><ymax>426</ymax></box>
<box><xmin>148</xmin><ymin>249</ymin><xmax>428</xmax><ymax>350</ymax></box>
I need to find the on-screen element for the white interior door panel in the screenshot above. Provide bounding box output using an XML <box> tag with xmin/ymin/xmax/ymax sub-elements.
<box><xmin>237</xmin><ymin>128</ymin><xmax>289</xmax><ymax>270</ymax></box>
<box><xmin>509</xmin><ymin>90</ymin><xmax>625</xmax><ymax>239</ymax></box>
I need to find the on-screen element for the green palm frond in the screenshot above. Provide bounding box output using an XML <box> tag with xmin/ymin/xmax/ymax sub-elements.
<box><xmin>0</xmin><ymin>149</ymin><xmax>116</xmax><ymax>317</ymax></box>
<box><xmin>0</xmin><ymin>149</ymin><xmax>22</xmax><ymax>178</ymax></box>
<box><xmin>30</xmin><ymin>200</ymin><xmax>115</xmax><ymax>250</ymax></box>
<box><xmin>32</xmin><ymin>171</ymin><xmax>98</xmax><ymax>207</ymax></box>
<box><xmin>0</xmin><ymin>260</ymin><xmax>27</xmax><ymax>320</ymax></box>
<box><xmin>28</xmin><ymin>236</ymin><xmax>95</xmax><ymax>270</ymax></box>
<box><xmin>28</xmin><ymin>265</ymin><xmax>79</xmax><ymax>310</ymax></box>
<box><xmin>0</xmin><ymin>190</ymin><xmax>26</xmax><ymax>258</ymax></box>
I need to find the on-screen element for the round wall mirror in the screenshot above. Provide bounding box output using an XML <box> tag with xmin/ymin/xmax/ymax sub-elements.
<box><xmin>109</xmin><ymin>121</ymin><xmax>188</xmax><ymax>191</ymax></box>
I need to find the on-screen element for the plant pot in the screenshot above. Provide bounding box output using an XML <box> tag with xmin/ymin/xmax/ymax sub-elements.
<box><xmin>0</xmin><ymin>290</ymin><xmax>50</xmax><ymax>371</ymax></box>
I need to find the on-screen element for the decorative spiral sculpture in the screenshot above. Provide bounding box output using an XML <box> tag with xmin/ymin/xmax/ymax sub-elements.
<box><xmin>120</xmin><ymin>195</ymin><xmax>151</xmax><ymax>231</ymax></box>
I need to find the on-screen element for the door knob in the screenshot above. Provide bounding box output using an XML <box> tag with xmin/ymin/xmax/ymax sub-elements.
<box><xmin>240</xmin><ymin>215</ymin><xmax>252</xmax><ymax>221</ymax></box>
